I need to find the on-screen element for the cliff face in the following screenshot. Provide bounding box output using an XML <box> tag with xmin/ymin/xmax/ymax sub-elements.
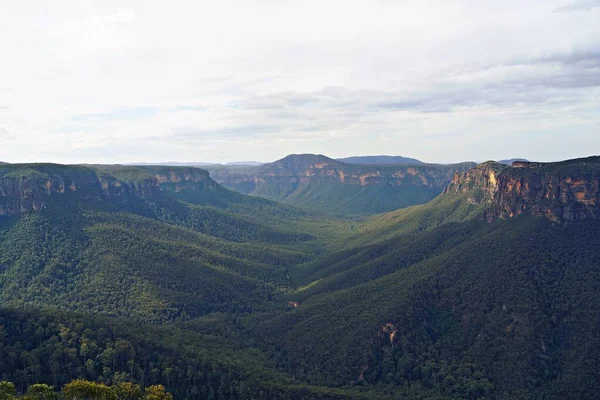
<box><xmin>445</xmin><ymin>157</ymin><xmax>600</xmax><ymax>222</ymax></box>
<box><xmin>98</xmin><ymin>166</ymin><xmax>216</xmax><ymax>198</ymax></box>
<box><xmin>206</xmin><ymin>154</ymin><xmax>476</xmax><ymax>214</ymax></box>
<box><xmin>0</xmin><ymin>164</ymin><xmax>216</xmax><ymax>216</ymax></box>
<box><xmin>209</xmin><ymin>154</ymin><xmax>474</xmax><ymax>191</ymax></box>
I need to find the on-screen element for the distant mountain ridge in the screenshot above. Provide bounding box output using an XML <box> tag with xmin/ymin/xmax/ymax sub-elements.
<box><xmin>336</xmin><ymin>155</ymin><xmax>424</xmax><ymax>165</ymax></box>
<box><xmin>207</xmin><ymin>154</ymin><xmax>475</xmax><ymax>215</ymax></box>
<box><xmin>129</xmin><ymin>161</ymin><xmax>264</xmax><ymax>167</ymax></box>
<box><xmin>225</xmin><ymin>161</ymin><xmax>263</xmax><ymax>166</ymax></box>
<box><xmin>498</xmin><ymin>158</ymin><xmax>529</xmax><ymax>165</ymax></box>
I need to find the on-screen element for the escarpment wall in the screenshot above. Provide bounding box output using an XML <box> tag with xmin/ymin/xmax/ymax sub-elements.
<box><xmin>445</xmin><ymin>157</ymin><xmax>600</xmax><ymax>222</ymax></box>
<box><xmin>0</xmin><ymin>165</ymin><xmax>216</xmax><ymax>216</ymax></box>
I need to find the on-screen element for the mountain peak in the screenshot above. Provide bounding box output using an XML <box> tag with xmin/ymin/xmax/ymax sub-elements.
<box><xmin>267</xmin><ymin>154</ymin><xmax>342</xmax><ymax>174</ymax></box>
<box><xmin>273</xmin><ymin>153</ymin><xmax>338</xmax><ymax>166</ymax></box>
<box><xmin>498</xmin><ymin>158</ymin><xmax>529</xmax><ymax>165</ymax></box>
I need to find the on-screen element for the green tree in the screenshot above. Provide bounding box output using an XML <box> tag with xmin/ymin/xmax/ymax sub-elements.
<box><xmin>62</xmin><ymin>380</ymin><xmax>116</xmax><ymax>400</ymax></box>
<box><xmin>0</xmin><ymin>382</ymin><xmax>16</xmax><ymax>400</ymax></box>
<box><xmin>25</xmin><ymin>384</ymin><xmax>56</xmax><ymax>400</ymax></box>
<box><xmin>113</xmin><ymin>382</ymin><xmax>142</xmax><ymax>400</ymax></box>
<box><xmin>142</xmin><ymin>385</ymin><xmax>172</xmax><ymax>400</ymax></box>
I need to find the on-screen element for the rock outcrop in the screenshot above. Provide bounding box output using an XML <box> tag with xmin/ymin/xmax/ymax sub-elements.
<box><xmin>0</xmin><ymin>164</ymin><xmax>216</xmax><ymax>216</ymax></box>
<box><xmin>445</xmin><ymin>156</ymin><xmax>600</xmax><ymax>222</ymax></box>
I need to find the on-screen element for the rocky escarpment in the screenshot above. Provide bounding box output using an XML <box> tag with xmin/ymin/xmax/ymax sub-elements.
<box><xmin>209</xmin><ymin>154</ymin><xmax>474</xmax><ymax>193</ymax></box>
<box><xmin>206</xmin><ymin>154</ymin><xmax>478</xmax><ymax>214</ymax></box>
<box><xmin>206</xmin><ymin>154</ymin><xmax>475</xmax><ymax>214</ymax></box>
<box><xmin>445</xmin><ymin>156</ymin><xmax>600</xmax><ymax>222</ymax></box>
<box><xmin>0</xmin><ymin>164</ymin><xmax>217</xmax><ymax>216</ymax></box>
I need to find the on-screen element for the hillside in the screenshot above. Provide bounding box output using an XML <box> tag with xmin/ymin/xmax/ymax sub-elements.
<box><xmin>207</xmin><ymin>154</ymin><xmax>474</xmax><ymax>215</ymax></box>
<box><xmin>0</xmin><ymin>163</ymin><xmax>348</xmax><ymax>323</ymax></box>
<box><xmin>260</xmin><ymin>217</ymin><xmax>600</xmax><ymax>399</ymax></box>
<box><xmin>252</xmin><ymin>156</ymin><xmax>600</xmax><ymax>399</ymax></box>
<box><xmin>285</xmin><ymin>157</ymin><xmax>600</xmax><ymax>298</ymax></box>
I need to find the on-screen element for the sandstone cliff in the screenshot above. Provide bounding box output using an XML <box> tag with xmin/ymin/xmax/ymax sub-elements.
<box><xmin>0</xmin><ymin>164</ymin><xmax>216</xmax><ymax>216</ymax></box>
<box><xmin>445</xmin><ymin>156</ymin><xmax>600</xmax><ymax>222</ymax></box>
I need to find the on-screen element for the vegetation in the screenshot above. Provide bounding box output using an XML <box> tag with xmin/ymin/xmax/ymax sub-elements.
<box><xmin>1</xmin><ymin>159</ymin><xmax>600</xmax><ymax>398</ymax></box>
<box><xmin>0</xmin><ymin>308</ymin><xmax>386</xmax><ymax>400</ymax></box>
<box><xmin>0</xmin><ymin>163</ymin><xmax>351</xmax><ymax>323</ymax></box>
<box><xmin>0</xmin><ymin>378</ymin><xmax>172</xmax><ymax>400</ymax></box>
<box><xmin>254</xmin><ymin>181</ymin><xmax>443</xmax><ymax>216</ymax></box>
<box><xmin>258</xmin><ymin>217</ymin><xmax>600</xmax><ymax>397</ymax></box>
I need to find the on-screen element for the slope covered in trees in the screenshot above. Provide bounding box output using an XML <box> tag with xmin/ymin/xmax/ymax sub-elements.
<box><xmin>258</xmin><ymin>217</ymin><xmax>600</xmax><ymax>399</ymax></box>
<box><xmin>0</xmin><ymin>308</ymin><xmax>381</xmax><ymax>400</ymax></box>
<box><xmin>0</xmin><ymin>164</ymin><xmax>349</xmax><ymax>322</ymax></box>
<box><xmin>251</xmin><ymin>158</ymin><xmax>600</xmax><ymax>399</ymax></box>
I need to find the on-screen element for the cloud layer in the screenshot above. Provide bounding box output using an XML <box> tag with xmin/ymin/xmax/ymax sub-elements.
<box><xmin>0</xmin><ymin>0</ymin><xmax>598</xmax><ymax>164</ymax></box>
<box><xmin>554</xmin><ymin>0</ymin><xmax>600</xmax><ymax>12</ymax></box>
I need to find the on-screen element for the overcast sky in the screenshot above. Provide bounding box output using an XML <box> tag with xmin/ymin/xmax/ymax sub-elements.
<box><xmin>0</xmin><ymin>0</ymin><xmax>599</xmax><ymax>164</ymax></box>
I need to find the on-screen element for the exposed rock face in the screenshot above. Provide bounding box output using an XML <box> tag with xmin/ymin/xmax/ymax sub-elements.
<box><xmin>0</xmin><ymin>176</ymin><xmax>48</xmax><ymax>215</ymax></box>
<box><xmin>381</xmin><ymin>323</ymin><xmax>398</xmax><ymax>346</ymax></box>
<box><xmin>287</xmin><ymin>301</ymin><xmax>300</xmax><ymax>309</ymax></box>
<box><xmin>445</xmin><ymin>156</ymin><xmax>600</xmax><ymax>222</ymax></box>
<box><xmin>99</xmin><ymin>166</ymin><xmax>216</xmax><ymax>198</ymax></box>
<box><xmin>209</xmin><ymin>154</ymin><xmax>474</xmax><ymax>192</ymax></box>
<box><xmin>0</xmin><ymin>164</ymin><xmax>216</xmax><ymax>216</ymax></box>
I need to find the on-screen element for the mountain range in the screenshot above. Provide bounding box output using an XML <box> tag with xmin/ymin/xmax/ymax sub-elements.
<box><xmin>336</xmin><ymin>155</ymin><xmax>424</xmax><ymax>165</ymax></box>
<box><xmin>206</xmin><ymin>154</ymin><xmax>475</xmax><ymax>215</ymax></box>
<box><xmin>129</xmin><ymin>155</ymin><xmax>425</xmax><ymax>168</ymax></box>
<box><xmin>130</xmin><ymin>161</ymin><xmax>264</xmax><ymax>167</ymax></box>
<box><xmin>0</xmin><ymin>155</ymin><xmax>599</xmax><ymax>399</ymax></box>
<box><xmin>498</xmin><ymin>158</ymin><xmax>529</xmax><ymax>165</ymax></box>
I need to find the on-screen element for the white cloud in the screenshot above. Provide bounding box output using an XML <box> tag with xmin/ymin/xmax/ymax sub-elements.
<box><xmin>554</xmin><ymin>0</ymin><xmax>600</xmax><ymax>12</ymax></box>
<box><xmin>105</xmin><ymin>8</ymin><xmax>137</xmax><ymax>24</ymax></box>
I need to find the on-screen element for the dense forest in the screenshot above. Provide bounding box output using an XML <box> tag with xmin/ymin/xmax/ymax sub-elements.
<box><xmin>0</xmin><ymin>308</ymin><xmax>378</xmax><ymax>399</ymax></box>
<box><xmin>1</xmin><ymin>160</ymin><xmax>599</xmax><ymax>399</ymax></box>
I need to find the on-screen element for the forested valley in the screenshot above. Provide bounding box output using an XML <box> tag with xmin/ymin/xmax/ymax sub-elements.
<box><xmin>1</xmin><ymin>158</ymin><xmax>600</xmax><ymax>399</ymax></box>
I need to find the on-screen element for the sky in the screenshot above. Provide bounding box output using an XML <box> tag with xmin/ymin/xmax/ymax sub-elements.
<box><xmin>0</xmin><ymin>0</ymin><xmax>599</xmax><ymax>164</ymax></box>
